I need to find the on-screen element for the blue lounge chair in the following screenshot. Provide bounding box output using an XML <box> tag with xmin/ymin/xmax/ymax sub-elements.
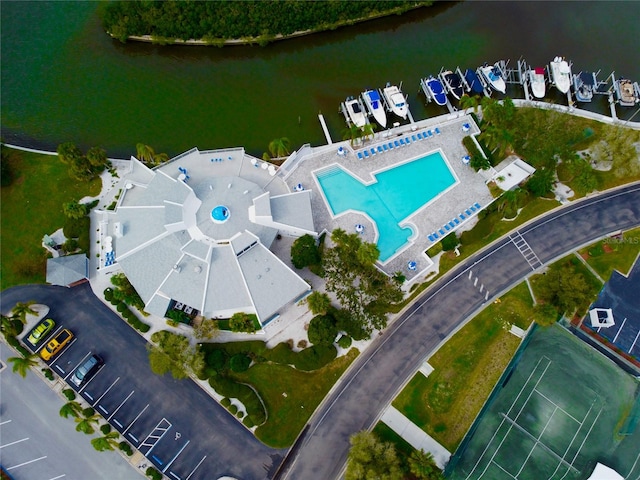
<box><xmin>433</xmin><ymin>232</ymin><xmax>439</xmax><ymax>239</ymax></box>
<box><xmin>357</xmin><ymin>152</ymin><xmax>364</xmax><ymax>160</ymax></box>
<box><xmin>439</xmin><ymin>229</ymin><xmax>446</xmax><ymax>236</ymax></box>
<box><xmin>459</xmin><ymin>213</ymin><xmax>466</xmax><ymax>220</ymax></box>
<box><xmin>449</xmin><ymin>221</ymin><xmax>456</xmax><ymax>228</ymax></box>
<box><xmin>394</xmin><ymin>140</ymin><xmax>400</xmax><ymax>148</ymax></box>
<box><xmin>386</xmin><ymin>142</ymin><xmax>393</xmax><ymax>150</ymax></box>
<box><xmin>428</xmin><ymin>234</ymin><xmax>434</xmax><ymax>242</ymax></box>
<box><xmin>453</xmin><ymin>218</ymin><xmax>460</xmax><ymax>225</ymax></box>
<box><xmin>465</xmin><ymin>209</ymin><xmax>472</xmax><ymax>215</ymax></box>
<box><xmin>377</xmin><ymin>146</ymin><xmax>383</xmax><ymax>153</ymax></box>
<box><xmin>370</xmin><ymin>148</ymin><xmax>376</xmax><ymax>156</ymax></box>
<box><xmin>417</xmin><ymin>132</ymin><xmax>423</xmax><ymax>140</ymax></box>
<box><xmin>435</xmin><ymin>127</ymin><xmax>441</xmax><ymax>134</ymax></box>
<box><xmin>474</xmin><ymin>202</ymin><xmax>481</xmax><ymax>209</ymax></box>
<box><xmin>427</xmin><ymin>130</ymin><xmax>433</xmax><ymax>137</ymax></box>
<box><xmin>363</xmin><ymin>150</ymin><xmax>370</xmax><ymax>159</ymax></box>
<box><xmin>444</xmin><ymin>224</ymin><xmax>451</xmax><ymax>231</ymax></box>
<box><xmin>412</xmin><ymin>135</ymin><xmax>417</xmax><ymax>142</ymax></box>
<box><xmin>470</xmin><ymin>205</ymin><xmax>476</xmax><ymax>212</ymax></box>
<box><xmin>399</xmin><ymin>139</ymin><xmax>406</xmax><ymax>146</ymax></box>
<box><xmin>383</xmin><ymin>144</ymin><xmax>388</xmax><ymax>151</ymax></box>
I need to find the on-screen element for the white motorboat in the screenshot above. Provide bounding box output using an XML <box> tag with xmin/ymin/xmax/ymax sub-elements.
<box><xmin>614</xmin><ymin>77</ymin><xmax>640</xmax><ymax>107</ymax></box>
<box><xmin>549</xmin><ymin>56</ymin><xmax>572</xmax><ymax>94</ymax></box>
<box><xmin>343</xmin><ymin>96</ymin><xmax>366</xmax><ymax>128</ymax></box>
<box><xmin>479</xmin><ymin>63</ymin><xmax>506</xmax><ymax>94</ymax></box>
<box><xmin>439</xmin><ymin>70</ymin><xmax>464</xmax><ymax>100</ymax></box>
<box><xmin>361</xmin><ymin>89</ymin><xmax>387</xmax><ymax>128</ymax></box>
<box><xmin>382</xmin><ymin>83</ymin><xmax>408</xmax><ymax>119</ymax></box>
<box><xmin>424</xmin><ymin>75</ymin><xmax>447</xmax><ymax>106</ymax></box>
<box><xmin>573</xmin><ymin>71</ymin><xmax>597</xmax><ymax>103</ymax></box>
<box><xmin>529</xmin><ymin>67</ymin><xmax>546</xmax><ymax>99</ymax></box>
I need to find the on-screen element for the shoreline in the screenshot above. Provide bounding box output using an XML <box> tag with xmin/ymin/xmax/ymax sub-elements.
<box><xmin>110</xmin><ymin>5</ymin><xmax>428</xmax><ymax>47</ymax></box>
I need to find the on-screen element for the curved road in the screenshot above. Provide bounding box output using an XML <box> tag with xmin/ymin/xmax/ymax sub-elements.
<box><xmin>278</xmin><ymin>182</ymin><xmax>640</xmax><ymax>480</ymax></box>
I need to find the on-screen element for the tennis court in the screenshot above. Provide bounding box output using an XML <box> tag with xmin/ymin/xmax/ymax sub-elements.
<box><xmin>448</xmin><ymin>325</ymin><xmax>640</xmax><ymax>480</ymax></box>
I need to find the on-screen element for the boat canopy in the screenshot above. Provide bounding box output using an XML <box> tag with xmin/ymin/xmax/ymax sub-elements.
<box><xmin>534</xmin><ymin>67</ymin><xmax>545</xmax><ymax>75</ymax></box>
<box><xmin>580</xmin><ymin>71</ymin><xmax>595</xmax><ymax>86</ymax></box>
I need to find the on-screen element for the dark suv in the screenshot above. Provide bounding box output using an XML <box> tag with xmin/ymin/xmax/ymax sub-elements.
<box><xmin>71</xmin><ymin>354</ymin><xmax>103</xmax><ymax>387</ymax></box>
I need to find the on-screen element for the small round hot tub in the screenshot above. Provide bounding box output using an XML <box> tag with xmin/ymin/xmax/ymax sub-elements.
<box><xmin>211</xmin><ymin>205</ymin><xmax>230</xmax><ymax>223</ymax></box>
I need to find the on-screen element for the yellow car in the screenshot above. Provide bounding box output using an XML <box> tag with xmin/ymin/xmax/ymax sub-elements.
<box><xmin>27</xmin><ymin>318</ymin><xmax>56</xmax><ymax>346</ymax></box>
<box><xmin>40</xmin><ymin>329</ymin><xmax>73</xmax><ymax>361</ymax></box>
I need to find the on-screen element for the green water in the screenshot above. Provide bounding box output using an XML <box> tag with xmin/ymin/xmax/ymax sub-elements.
<box><xmin>2</xmin><ymin>1</ymin><xmax>639</xmax><ymax>158</ymax></box>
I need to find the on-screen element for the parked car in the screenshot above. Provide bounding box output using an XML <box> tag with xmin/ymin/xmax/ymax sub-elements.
<box><xmin>26</xmin><ymin>318</ymin><xmax>56</xmax><ymax>346</ymax></box>
<box><xmin>70</xmin><ymin>354</ymin><xmax>103</xmax><ymax>387</ymax></box>
<box><xmin>40</xmin><ymin>329</ymin><xmax>73</xmax><ymax>361</ymax></box>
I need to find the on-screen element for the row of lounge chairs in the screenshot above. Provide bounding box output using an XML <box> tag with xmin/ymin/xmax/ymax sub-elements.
<box><xmin>356</xmin><ymin>127</ymin><xmax>441</xmax><ymax>160</ymax></box>
<box><xmin>210</xmin><ymin>156</ymin><xmax>233</xmax><ymax>162</ymax></box>
<box><xmin>104</xmin><ymin>251</ymin><xmax>116</xmax><ymax>267</ymax></box>
<box><xmin>428</xmin><ymin>202</ymin><xmax>481</xmax><ymax>242</ymax></box>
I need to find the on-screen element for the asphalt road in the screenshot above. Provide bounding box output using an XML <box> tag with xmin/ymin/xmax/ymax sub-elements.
<box><xmin>1</xmin><ymin>283</ymin><xmax>285</xmax><ymax>480</ymax></box>
<box><xmin>0</xmin><ymin>343</ymin><xmax>138</xmax><ymax>480</ymax></box>
<box><xmin>277</xmin><ymin>182</ymin><xmax>640</xmax><ymax>480</ymax></box>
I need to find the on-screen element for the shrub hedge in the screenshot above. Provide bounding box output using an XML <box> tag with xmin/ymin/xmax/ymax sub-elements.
<box><xmin>208</xmin><ymin>376</ymin><xmax>266</xmax><ymax>425</ymax></box>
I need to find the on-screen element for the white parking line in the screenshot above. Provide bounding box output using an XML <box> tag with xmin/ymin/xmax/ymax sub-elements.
<box><xmin>108</xmin><ymin>390</ymin><xmax>135</xmax><ymax>421</ymax></box>
<box><xmin>128</xmin><ymin>433</ymin><xmax>139</xmax><ymax>443</ymax></box>
<box><xmin>0</xmin><ymin>419</ymin><xmax>12</xmax><ymax>426</ymax></box>
<box><xmin>185</xmin><ymin>455</ymin><xmax>207</xmax><ymax>480</ymax></box>
<box><xmin>113</xmin><ymin>419</ymin><xmax>123</xmax><ymax>428</ymax></box>
<box><xmin>93</xmin><ymin>377</ymin><xmax>120</xmax><ymax>406</ymax></box>
<box><xmin>49</xmin><ymin>337</ymin><xmax>77</xmax><ymax>367</ymax></box>
<box><xmin>0</xmin><ymin>437</ymin><xmax>29</xmax><ymax>449</ymax></box>
<box><xmin>162</xmin><ymin>440</ymin><xmax>190</xmax><ymax>473</ymax></box>
<box><xmin>169</xmin><ymin>472</ymin><xmax>181</xmax><ymax>480</ymax></box>
<box><xmin>48</xmin><ymin>475</ymin><xmax>66</xmax><ymax>480</ymax></box>
<box><xmin>79</xmin><ymin>364</ymin><xmax>106</xmax><ymax>393</ymax></box>
<box><xmin>6</xmin><ymin>455</ymin><xmax>47</xmax><ymax>470</ymax></box>
<box><xmin>99</xmin><ymin>405</ymin><xmax>109</xmax><ymax>415</ymax></box>
<box><xmin>123</xmin><ymin>403</ymin><xmax>149</xmax><ymax>436</ymax></box>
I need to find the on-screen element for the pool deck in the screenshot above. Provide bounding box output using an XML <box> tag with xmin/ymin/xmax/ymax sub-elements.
<box><xmin>281</xmin><ymin>113</ymin><xmax>494</xmax><ymax>282</ymax></box>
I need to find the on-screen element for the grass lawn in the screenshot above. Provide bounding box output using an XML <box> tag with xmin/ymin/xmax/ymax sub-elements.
<box><xmin>577</xmin><ymin>227</ymin><xmax>640</xmax><ymax>280</ymax></box>
<box><xmin>0</xmin><ymin>148</ymin><xmax>101</xmax><ymax>290</ymax></box>
<box><xmin>235</xmin><ymin>348</ymin><xmax>359</xmax><ymax>448</ymax></box>
<box><xmin>392</xmin><ymin>284</ymin><xmax>532</xmax><ymax>451</ymax></box>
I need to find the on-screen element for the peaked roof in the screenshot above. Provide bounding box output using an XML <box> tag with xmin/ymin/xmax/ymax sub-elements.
<box><xmin>46</xmin><ymin>255</ymin><xmax>88</xmax><ymax>286</ymax></box>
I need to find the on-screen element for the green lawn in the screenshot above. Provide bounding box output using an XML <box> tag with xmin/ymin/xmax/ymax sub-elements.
<box><xmin>237</xmin><ymin>348</ymin><xmax>359</xmax><ymax>447</ymax></box>
<box><xmin>578</xmin><ymin>227</ymin><xmax>640</xmax><ymax>280</ymax></box>
<box><xmin>0</xmin><ymin>148</ymin><xmax>101</xmax><ymax>290</ymax></box>
<box><xmin>392</xmin><ymin>284</ymin><xmax>532</xmax><ymax>451</ymax></box>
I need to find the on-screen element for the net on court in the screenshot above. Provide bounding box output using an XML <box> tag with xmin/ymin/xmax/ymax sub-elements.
<box><xmin>447</xmin><ymin>325</ymin><xmax>640</xmax><ymax>480</ymax></box>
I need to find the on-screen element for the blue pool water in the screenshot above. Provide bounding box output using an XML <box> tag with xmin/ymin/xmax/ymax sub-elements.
<box><xmin>316</xmin><ymin>152</ymin><xmax>456</xmax><ymax>261</ymax></box>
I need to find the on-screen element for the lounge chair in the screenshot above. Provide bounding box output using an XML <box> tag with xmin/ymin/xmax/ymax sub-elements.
<box><xmin>459</xmin><ymin>213</ymin><xmax>466</xmax><ymax>220</ymax></box>
<box><xmin>412</xmin><ymin>135</ymin><xmax>417</xmax><ymax>142</ymax></box>
<box><xmin>474</xmin><ymin>202</ymin><xmax>481</xmax><ymax>209</ymax></box>
<box><xmin>427</xmin><ymin>130</ymin><xmax>433</xmax><ymax>137</ymax></box>
<box><xmin>470</xmin><ymin>205</ymin><xmax>476</xmax><ymax>212</ymax></box>
<box><xmin>428</xmin><ymin>234</ymin><xmax>434</xmax><ymax>242</ymax></box>
<box><xmin>370</xmin><ymin>148</ymin><xmax>376</xmax><ymax>156</ymax></box>
<box><xmin>435</xmin><ymin>127</ymin><xmax>441</xmax><ymax>134</ymax></box>
<box><xmin>449</xmin><ymin>221</ymin><xmax>456</xmax><ymax>228</ymax></box>
<box><xmin>399</xmin><ymin>139</ymin><xmax>405</xmax><ymax>146</ymax></box>
<box><xmin>439</xmin><ymin>229</ymin><xmax>446</xmax><ymax>235</ymax></box>
<box><xmin>357</xmin><ymin>152</ymin><xmax>364</xmax><ymax>160</ymax></box>
<box><xmin>383</xmin><ymin>144</ymin><xmax>388</xmax><ymax>151</ymax></box>
<box><xmin>377</xmin><ymin>146</ymin><xmax>383</xmax><ymax>153</ymax></box>
<box><xmin>453</xmin><ymin>218</ymin><xmax>460</xmax><ymax>225</ymax></box>
<box><xmin>394</xmin><ymin>140</ymin><xmax>400</xmax><ymax>148</ymax></box>
<box><xmin>465</xmin><ymin>209</ymin><xmax>472</xmax><ymax>215</ymax></box>
<box><xmin>417</xmin><ymin>132</ymin><xmax>423</xmax><ymax>140</ymax></box>
<box><xmin>363</xmin><ymin>150</ymin><xmax>370</xmax><ymax>159</ymax></box>
<box><xmin>444</xmin><ymin>224</ymin><xmax>451</xmax><ymax>231</ymax></box>
<box><xmin>433</xmin><ymin>232</ymin><xmax>439</xmax><ymax>239</ymax></box>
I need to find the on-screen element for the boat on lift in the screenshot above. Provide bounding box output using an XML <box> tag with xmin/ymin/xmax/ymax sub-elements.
<box><xmin>479</xmin><ymin>62</ymin><xmax>506</xmax><ymax>94</ymax></box>
<box><xmin>343</xmin><ymin>96</ymin><xmax>366</xmax><ymax>128</ymax></box>
<box><xmin>549</xmin><ymin>56</ymin><xmax>572</xmax><ymax>94</ymax></box>
<box><xmin>572</xmin><ymin>71</ymin><xmax>597</xmax><ymax>103</ymax></box>
<box><xmin>382</xmin><ymin>83</ymin><xmax>408</xmax><ymax>119</ymax></box>
<box><xmin>464</xmin><ymin>68</ymin><xmax>485</xmax><ymax>95</ymax></box>
<box><xmin>361</xmin><ymin>89</ymin><xmax>387</xmax><ymax>128</ymax></box>
<box><xmin>423</xmin><ymin>75</ymin><xmax>447</xmax><ymax>106</ymax></box>
<box><xmin>614</xmin><ymin>77</ymin><xmax>640</xmax><ymax>107</ymax></box>
<box><xmin>439</xmin><ymin>69</ymin><xmax>464</xmax><ymax>100</ymax></box>
<box><xmin>529</xmin><ymin>67</ymin><xmax>546</xmax><ymax>99</ymax></box>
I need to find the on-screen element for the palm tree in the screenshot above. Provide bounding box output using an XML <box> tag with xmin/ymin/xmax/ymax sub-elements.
<box><xmin>356</xmin><ymin>243</ymin><xmax>380</xmax><ymax>266</ymax></box>
<box><xmin>460</xmin><ymin>94</ymin><xmax>479</xmax><ymax>113</ymax></box>
<box><xmin>1</xmin><ymin>314</ymin><xmax>20</xmax><ymax>337</ymax></box>
<box><xmin>498</xmin><ymin>187</ymin><xmax>525</xmax><ymax>215</ymax></box>
<box><xmin>135</xmin><ymin>143</ymin><xmax>155</xmax><ymax>164</ymax></box>
<box><xmin>11</xmin><ymin>301</ymin><xmax>37</xmax><ymax>324</ymax></box>
<box><xmin>342</xmin><ymin>124</ymin><xmax>363</xmax><ymax>147</ymax></box>
<box><xmin>268</xmin><ymin>137</ymin><xmax>291</xmax><ymax>158</ymax></box>
<box><xmin>307</xmin><ymin>291</ymin><xmax>331</xmax><ymax>315</ymax></box>
<box><xmin>7</xmin><ymin>352</ymin><xmax>39</xmax><ymax>378</ymax></box>
<box><xmin>75</xmin><ymin>413</ymin><xmax>101</xmax><ymax>434</ymax></box>
<box><xmin>409</xmin><ymin>449</ymin><xmax>443</xmax><ymax>479</ymax></box>
<box><xmin>361</xmin><ymin>123</ymin><xmax>376</xmax><ymax>143</ymax></box>
<box><xmin>91</xmin><ymin>431</ymin><xmax>120</xmax><ymax>451</ymax></box>
<box><xmin>59</xmin><ymin>400</ymin><xmax>83</xmax><ymax>419</ymax></box>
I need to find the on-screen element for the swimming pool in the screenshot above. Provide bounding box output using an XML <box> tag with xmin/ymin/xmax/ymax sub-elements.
<box><xmin>315</xmin><ymin>152</ymin><xmax>456</xmax><ymax>261</ymax></box>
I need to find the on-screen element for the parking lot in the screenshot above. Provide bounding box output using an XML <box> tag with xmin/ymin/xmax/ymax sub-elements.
<box><xmin>5</xmin><ymin>283</ymin><xmax>285</xmax><ymax>480</ymax></box>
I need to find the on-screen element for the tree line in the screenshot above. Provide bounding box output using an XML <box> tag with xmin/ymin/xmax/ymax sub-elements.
<box><xmin>100</xmin><ymin>0</ymin><xmax>431</xmax><ymax>44</ymax></box>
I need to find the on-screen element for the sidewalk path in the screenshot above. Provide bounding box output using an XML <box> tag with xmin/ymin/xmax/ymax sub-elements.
<box><xmin>380</xmin><ymin>405</ymin><xmax>451</xmax><ymax>469</ymax></box>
